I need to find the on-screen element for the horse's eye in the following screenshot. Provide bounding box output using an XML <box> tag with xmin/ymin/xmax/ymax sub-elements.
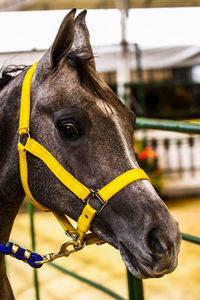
<box><xmin>57</xmin><ymin>121</ymin><xmax>80</xmax><ymax>139</ymax></box>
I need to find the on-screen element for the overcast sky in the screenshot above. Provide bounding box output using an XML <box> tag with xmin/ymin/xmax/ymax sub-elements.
<box><xmin>0</xmin><ymin>7</ymin><xmax>200</xmax><ymax>52</ymax></box>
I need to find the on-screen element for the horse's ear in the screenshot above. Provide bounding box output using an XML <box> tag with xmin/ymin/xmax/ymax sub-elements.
<box><xmin>50</xmin><ymin>9</ymin><xmax>76</xmax><ymax>69</ymax></box>
<box><xmin>72</xmin><ymin>10</ymin><xmax>96</xmax><ymax>70</ymax></box>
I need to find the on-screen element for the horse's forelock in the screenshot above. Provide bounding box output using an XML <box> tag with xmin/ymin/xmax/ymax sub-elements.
<box><xmin>64</xmin><ymin>48</ymin><xmax>120</xmax><ymax>111</ymax></box>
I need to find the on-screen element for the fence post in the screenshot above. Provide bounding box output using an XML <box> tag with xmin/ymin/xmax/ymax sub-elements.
<box><xmin>27</xmin><ymin>199</ymin><xmax>40</xmax><ymax>300</ymax></box>
<box><xmin>127</xmin><ymin>268</ymin><xmax>144</xmax><ymax>300</ymax></box>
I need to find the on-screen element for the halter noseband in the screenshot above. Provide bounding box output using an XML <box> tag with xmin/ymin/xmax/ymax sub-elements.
<box><xmin>18</xmin><ymin>62</ymin><xmax>150</xmax><ymax>262</ymax></box>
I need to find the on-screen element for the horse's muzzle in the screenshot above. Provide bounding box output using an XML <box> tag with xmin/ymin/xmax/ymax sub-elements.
<box><xmin>118</xmin><ymin>220</ymin><xmax>181</xmax><ymax>279</ymax></box>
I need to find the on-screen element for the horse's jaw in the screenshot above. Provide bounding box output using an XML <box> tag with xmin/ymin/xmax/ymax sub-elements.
<box><xmin>90</xmin><ymin>184</ymin><xmax>181</xmax><ymax>279</ymax></box>
<box><xmin>91</xmin><ymin>222</ymin><xmax>180</xmax><ymax>279</ymax></box>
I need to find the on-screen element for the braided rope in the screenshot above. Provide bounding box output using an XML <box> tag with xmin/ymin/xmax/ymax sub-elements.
<box><xmin>0</xmin><ymin>242</ymin><xmax>43</xmax><ymax>268</ymax></box>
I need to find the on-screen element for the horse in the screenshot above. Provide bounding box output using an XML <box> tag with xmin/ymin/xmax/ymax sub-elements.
<box><xmin>0</xmin><ymin>9</ymin><xmax>181</xmax><ymax>299</ymax></box>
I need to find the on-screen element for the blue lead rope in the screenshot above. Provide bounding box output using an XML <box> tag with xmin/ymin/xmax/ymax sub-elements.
<box><xmin>0</xmin><ymin>242</ymin><xmax>43</xmax><ymax>268</ymax></box>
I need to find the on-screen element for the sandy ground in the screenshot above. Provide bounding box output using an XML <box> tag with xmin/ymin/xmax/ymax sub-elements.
<box><xmin>6</xmin><ymin>196</ymin><xmax>200</xmax><ymax>300</ymax></box>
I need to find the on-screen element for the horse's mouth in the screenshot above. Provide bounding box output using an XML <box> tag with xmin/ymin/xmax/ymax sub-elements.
<box><xmin>119</xmin><ymin>242</ymin><xmax>173</xmax><ymax>279</ymax></box>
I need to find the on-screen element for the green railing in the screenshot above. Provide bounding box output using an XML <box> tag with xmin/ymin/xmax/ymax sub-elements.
<box><xmin>136</xmin><ymin>118</ymin><xmax>200</xmax><ymax>134</ymax></box>
<box><xmin>26</xmin><ymin>117</ymin><xmax>200</xmax><ymax>300</ymax></box>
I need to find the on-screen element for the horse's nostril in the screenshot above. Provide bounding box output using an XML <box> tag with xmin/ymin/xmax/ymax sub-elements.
<box><xmin>148</xmin><ymin>228</ymin><xmax>165</xmax><ymax>255</ymax></box>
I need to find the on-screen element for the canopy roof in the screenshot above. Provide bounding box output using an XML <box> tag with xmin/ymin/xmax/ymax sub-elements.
<box><xmin>95</xmin><ymin>45</ymin><xmax>200</xmax><ymax>72</ymax></box>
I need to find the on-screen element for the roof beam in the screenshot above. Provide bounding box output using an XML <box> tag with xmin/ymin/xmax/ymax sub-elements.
<box><xmin>0</xmin><ymin>0</ymin><xmax>199</xmax><ymax>11</ymax></box>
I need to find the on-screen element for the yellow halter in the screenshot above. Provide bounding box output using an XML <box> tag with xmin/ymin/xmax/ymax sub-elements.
<box><xmin>18</xmin><ymin>62</ymin><xmax>150</xmax><ymax>254</ymax></box>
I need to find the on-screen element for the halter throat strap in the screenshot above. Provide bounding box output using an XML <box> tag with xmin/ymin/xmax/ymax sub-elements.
<box><xmin>18</xmin><ymin>62</ymin><xmax>150</xmax><ymax>246</ymax></box>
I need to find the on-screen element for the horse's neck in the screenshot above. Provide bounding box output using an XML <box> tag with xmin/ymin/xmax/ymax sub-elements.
<box><xmin>0</xmin><ymin>77</ymin><xmax>25</xmax><ymax>299</ymax></box>
<box><xmin>0</xmin><ymin>76</ymin><xmax>25</xmax><ymax>236</ymax></box>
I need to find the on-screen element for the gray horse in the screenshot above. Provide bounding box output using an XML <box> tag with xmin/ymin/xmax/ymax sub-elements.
<box><xmin>0</xmin><ymin>9</ymin><xmax>181</xmax><ymax>299</ymax></box>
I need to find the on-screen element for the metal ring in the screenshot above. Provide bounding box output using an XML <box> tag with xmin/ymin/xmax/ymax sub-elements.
<box><xmin>65</xmin><ymin>231</ymin><xmax>80</xmax><ymax>241</ymax></box>
<box><xmin>73</xmin><ymin>241</ymin><xmax>86</xmax><ymax>251</ymax></box>
<box><xmin>26</xmin><ymin>130</ymin><xmax>31</xmax><ymax>139</ymax></box>
<box><xmin>18</xmin><ymin>130</ymin><xmax>31</xmax><ymax>144</ymax></box>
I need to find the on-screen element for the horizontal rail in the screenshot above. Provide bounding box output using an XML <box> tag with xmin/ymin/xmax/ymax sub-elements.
<box><xmin>126</xmin><ymin>80</ymin><xmax>200</xmax><ymax>89</ymax></box>
<box><xmin>182</xmin><ymin>233</ymin><xmax>200</xmax><ymax>245</ymax></box>
<box><xmin>136</xmin><ymin>118</ymin><xmax>200</xmax><ymax>134</ymax></box>
<box><xmin>50</xmin><ymin>262</ymin><xmax>125</xmax><ymax>300</ymax></box>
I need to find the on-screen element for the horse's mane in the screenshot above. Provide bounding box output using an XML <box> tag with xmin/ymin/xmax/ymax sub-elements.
<box><xmin>0</xmin><ymin>65</ymin><xmax>29</xmax><ymax>90</ymax></box>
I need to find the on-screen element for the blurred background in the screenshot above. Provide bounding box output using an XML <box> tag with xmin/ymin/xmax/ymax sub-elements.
<box><xmin>1</xmin><ymin>0</ymin><xmax>199</xmax><ymax>299</ymax></box>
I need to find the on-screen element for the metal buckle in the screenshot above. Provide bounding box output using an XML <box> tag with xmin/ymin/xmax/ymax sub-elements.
<box><xmin>84</xmin><ymin>189</ymin><xmax>107</xmax><ymax>214</ymax></box>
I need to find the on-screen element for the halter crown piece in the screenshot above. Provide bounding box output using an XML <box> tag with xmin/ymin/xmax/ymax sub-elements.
<box><xmin>17</xmin><ymin>62</ymin><xmax>150</xmax><ymax>266</ymax></box>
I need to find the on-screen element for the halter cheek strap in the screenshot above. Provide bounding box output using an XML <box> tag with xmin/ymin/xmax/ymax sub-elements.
<box><xmin>18</xmin><ymin>62</ymin><xmax>150</xmax><ymax>248</ymax></box>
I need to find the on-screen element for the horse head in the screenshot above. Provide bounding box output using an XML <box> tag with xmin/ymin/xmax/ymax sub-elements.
<box><xmin>26</xmin><ymin>9</ymin><xmax>181</xmax><ymax>279</ymax></box>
